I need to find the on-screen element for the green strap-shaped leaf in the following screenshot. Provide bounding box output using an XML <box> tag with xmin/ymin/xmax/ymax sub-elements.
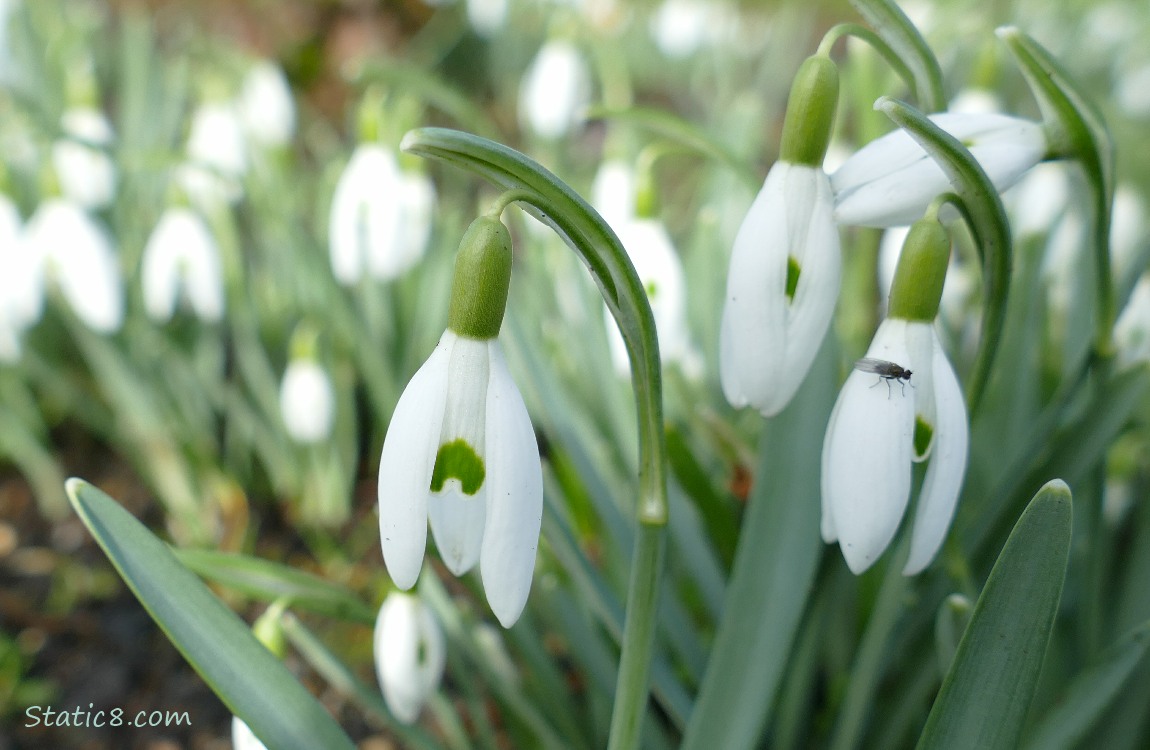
<box><xmin>66</xmin><ymin>479</ymin><xmax>356</xmax><ymax>750</ymax></box>
<box><xmin>997</xmin><ymin>26</ymin><xmax>1116</xmax><ymax>354</ymax></box>
<box><xmin>174</xmin><ymin>548</ymin><xmax>377</xmax><ymax>625</ymax></box>
<box><xmin>1023</xmin><ymin>621</ymin><xmax>1150</xmax><ymax>749</ymax></box>
<box><xmin>877</xmin><ymin>97</ymin><xmax>1013</xmax><ymax>413</ymax></box>
<box><xmin>849</xmin><ymin>0</ymin><xmax>946</xmax><ymax>111</ymax></box>
<box><xmin>916</xmin><ymin>479</ymin><xmax>1073</xmax><ymax>750</ymax></box>
<box><xmin>680</xmin><ymin>339</ymin><xmax>836</xmax><ymax>750</ymax></box>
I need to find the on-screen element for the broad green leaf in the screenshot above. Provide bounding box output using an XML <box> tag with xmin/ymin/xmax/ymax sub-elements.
<box><xmin>916</xmin><ymin>480</ymin><xmax>1073</xmax><ymax>750</ymax></box>
<box><xmin>174</xmin><ymin>548</ymin><xmax>376</xmax><ymax>625</ymax></box>
<box><xmin>66</xmin><ymin>479</ymin><xmax>355</xmax><ymax>750</ymax></box>
<box><xmin>1023</xmin><ymin>622</ymin><xmax>1150</xmax><ymax>750</ymax></box>
<box><xmin>680</xmin><ymin>339</ymin><xmax>836</xmax><ymax>750</ymax></box>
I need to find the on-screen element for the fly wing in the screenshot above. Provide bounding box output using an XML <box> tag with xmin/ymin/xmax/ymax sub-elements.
<box><xmin>854</xmin><ymin>357</ymin><xmax>896</xmax><ymax>375</ymax></box>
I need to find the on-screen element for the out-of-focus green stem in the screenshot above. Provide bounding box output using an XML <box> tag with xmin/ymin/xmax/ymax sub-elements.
<box><xmin>830</xmin><ymin>537</ymin><xmax>912</xmax><ymax>750</ymax></box>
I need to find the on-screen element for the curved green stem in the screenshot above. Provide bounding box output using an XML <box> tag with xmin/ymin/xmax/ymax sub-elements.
<box><xmin>997</xmin><ymin>27</ymin><xmax>1116</xmax><ymax>358</ymax></box>
<box><xmin>401</xmin><ymin>127</ymin><xmax>669</xmax><ymax>750</ymax></box>
<box><xmin>877</xmin><ymin>97</ymin><xmax>1013</xmax><ymax>413</ymax></box>
<box><xmin>819</xmin><ymin>23</ymin><xmax>916</xmax><ymax>102</ymax></box>
<box><xmin>848</xmin><ymin>0</ymin><xmax>946</xmax><ymax>112</ymax></box>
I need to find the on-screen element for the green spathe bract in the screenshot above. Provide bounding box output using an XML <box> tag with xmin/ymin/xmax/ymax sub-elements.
<box><xmin>447</xmin><ymin>215</ymin><xmax>513</xmax><ymax>340</ymax></box>
<box><xmin>430</xmin><ymin>438</ymin><xmax>486</xmax><ymax>494</ymax></box>
<box><xmin>779</xmin><ymin>55</ymin><xmax>839</xmax><ymax>168</ymax></box>
<box><xmin>888</xmin><ymin>218</ymin><xmax>949</xmax><ymax>322</ymax></box>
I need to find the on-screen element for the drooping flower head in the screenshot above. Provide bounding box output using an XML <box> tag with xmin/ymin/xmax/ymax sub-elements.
<box><xmin>373</xmin><ymin>591</ymin><xmax>446</xmax><ymax>724</ymax></box>
<box><xmin>519</xmin><ymin>38</ymin><xmax>591</xmax><ymax>140</ymax></box>
<box><xmin>379</xmin><ymin>214</ymin><xmax>543</xmax><ymax>628</ymax></box>
<box><xmin>721</xmin><ymin>54</ymin><xmax>841</xmax><ymax>416</ymax></box>
<box><xmin>822</xmin><ymin>218</ymin><xmax>969</xmax><ymax>574</ymax></box>
<box><xmin>140</xmin><ymin>206</ymin><xmax>224</xmax><ymax>323</ymax></box>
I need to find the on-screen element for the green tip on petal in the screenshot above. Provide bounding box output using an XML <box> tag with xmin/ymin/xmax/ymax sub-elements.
<box><xmin>785</xmin><ymin>256</ymin><xmax>801</xmax><ymax>301</ymax></box>
<box><xmin>447</xmin><ymin>216</ymin><xmax>513</xmax><ymax>339</ymax></box>
<box><xmin>888</xmin><ymin>218</ymin><xmax>950</xmax><ymax>322</ymax></box>
<box><xmin>779</xmin><ymin>55</ymin><xmax>840</xmax><ymax>167</ymax></box>
<box><xmin>914</xmin><ymin>415</ymin><xmax>934</xmax><ymax>460</ymax></box>
<box><xmin>430</xmin><ymin>439</ymin><xmax>486</xmax><ymax>495</ymax></box>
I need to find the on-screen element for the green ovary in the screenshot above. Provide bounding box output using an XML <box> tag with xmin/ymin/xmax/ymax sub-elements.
<box><xmin>430</xmin><ymin>439</ymin><xmax>486</xmax><ymax>495</ymax></box>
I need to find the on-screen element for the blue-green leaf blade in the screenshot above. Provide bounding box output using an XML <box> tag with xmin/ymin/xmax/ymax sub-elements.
<box><xmin>66</xmin><ymin>478</ymin><xmax>356</xmax><ymax>750</ymax></box>
<box><xmin>917</xmin><ymin>479</ymin><xmax>1073</xmax><ymax>750</ymax></box>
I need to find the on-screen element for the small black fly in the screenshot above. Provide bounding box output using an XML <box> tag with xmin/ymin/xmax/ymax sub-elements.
<box><xmin>855</xmin><ymin>357</ymin><xmax>913</xmax><ymax>397</ymax></box>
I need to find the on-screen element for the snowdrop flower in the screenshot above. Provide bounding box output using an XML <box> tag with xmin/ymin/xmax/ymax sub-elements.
<box><xmin>466</xmin><ymin>0</ymin><xmax>508</xmax><ymax>37</ymax></box>
<box><xmin>178</xmin><ymin>101</ymin><xmax>248</xmax><ymax>206</ymax></box>
<box><xmin>604</xmin><ymin>217</ymin><xmax>695</xmax><ymax>376</ymax></box>
<box><xmin>379</xmin><ymin>215</ymin><xmax>542</xmax><ymax>628</ymax></box>
<box><xmin>52</xmin><ymin>107</ymin><xmax>116</xmax><ymax>210</ymax></box>
<box><xmin>279</xmin><ymin>358</ymin><xmax>336</xmax><ymax>444</ymax></box>
<box><xmin>832</xmin><ymin>112</ymin><xmax>1048</xmax><ymax>227</ymax></box>
<box><xmin>519</xmin><ymin>39</ymin><xmax>591</xmax><ymax>140</ymax></box>
<box><xmin>140</xmin><ymin>207</ymin><xmax>224</xmax><ymax>323</ymax></box>
<box><xmin>822</xmin><ymin>220</ymin><xmax>969</xmax><ymax>575</ymax></box>
<box><xmin>650</xmin><ymin>0</ymin><xmax>711</xmax><ymax>59</ymax></box>
<box><xmin>591</xmin><ymin>158</ymin><xmax>636</xmax><ymax>234</ymax></box>
<box><xmin>24</xmin><ymin>199</ymin><xmax>122</xmax><ymax>333</ymax></box>
<box><xmin>238</xmin><ymin>60</ymin><xmax>296</xmax><ymax>148</ymax></box>
<box><xmin>721</xmin><ymin>55</ymin><xmax>841</xmax><ymax>416</ymax></box>
<box><xmin>373</xmin><ymin>592</ymin><xmax>445</xmax><ymax>724</ymax></box>
<box><xmin>329</xmin><ymin>144</ymin><xmax>434</xmax><ymax>284</ymax></box>
<box><xmin>0</xmin><ymin>195</ymin><xmax>37</xmax><ymax>362</ymax></box>
<box><xmin>1116</xmin><ymin>276</ymin><xmax>1150</xmax><ymax>368</ymax></box>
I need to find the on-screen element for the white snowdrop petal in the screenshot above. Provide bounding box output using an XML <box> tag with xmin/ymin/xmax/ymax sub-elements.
<box><xmin>328</xmin><ymin>145</ymin><xmax>404</xmax><ymax>284</ymax></box>
<box><xmin>822</xmin><ymin>319</ymin><xmax>915</xmax><ymax>574</ymax></box>
<box><xmin>427</xmin><ymin>336</ymin><xmax>490</xmax><ymax>576</ymax></box>
<box><xmin>904</xmin><ymin>341</ymin><xmax>969</xmax><ymax>574</ymax></box>
<box><xmin>379</xmin><ymin>333</ymin><xmax>454</xmax><ymax>589</ymax></box>
<box><xmin>719</xmin><ymin>164</ymin><xmax>791</xmax><ymax>411</ymax></box>
<box><xmin>591</xmin><ymin>159</ymin><xmax>636</xmax><ymax>234</ymax></box>
<box><xmin>480</xmin><ymin>342</ymin><xmax>543</xmax><ymax>628</ymax></box>
<box><xmin>240</xmin><ymin>61</ymin><xmax>296</xmax><ymax>147</ymax></box>
<box><xmin>777</xmin><ymin>167</ymin><xmax>841</xmax><ymax>410</ymax></box>
<box><xmin>187</xmin><ymin>102</ymin><xmax>248</xmax><ymax>177</ymax></box>
<box><xmin>141</xmin><ymin>208</ymin><xmax>224</xmax><ymax>323</ymax></box>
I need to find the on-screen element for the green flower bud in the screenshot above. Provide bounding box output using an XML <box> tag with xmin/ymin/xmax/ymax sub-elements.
<box><xmin>779</xmin><ymin>55</ymin><xmax>840</xmax><ymax>167</ymax></box>
<box><xmin>447</xmin><ymin>215</ymin><xmax>513</xmax><ymax>339</ymax></box>
<box><xmin>888</xmin><ymin>218</ymin><xmax>950</xmax><ymax>322</ymax></box>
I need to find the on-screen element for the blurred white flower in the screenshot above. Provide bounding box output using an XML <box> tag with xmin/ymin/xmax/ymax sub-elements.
<box><xmin>1006</xmin><ymin>161</ymin><xmax>1071</xmax><ymax>239</ymax></box>
<box><xmin>604</xmin><ymin>217</ymin><xmax>698</xmax><ymax>377</ymax></box>
<box><xmin>329</xmin><ymin>144</ymin><xmax>434</xmax><ymax>284</ymax></box>
<box><xmin>279</xmin><ymin>359</ymin><xmax>335</xmax><ymax>444</ymax></box>
<box><xmin>179</xmin><ymin>102</ymin><xmax>248</xmax><ymax>206</ymax></box>
<box><xmin>239</xmin><ymin>60</ymin><xmax>296</xmax><ymax>148</ymax></box>
<box><xmin>379</xmin><ymin>329</ymin><xmax>542</xmax><ymax>628</ymax></box>
<box><xmin>1110</xmin><ymin>186</ymin><xmax>1146</xmax><ymax>287</ymax></box>
<box><xmin>821</xmin><ymin>318</ymin><xmax>969</xmax><ymax>575</ymax></box>
<box><xmin>1116</xmin><ymin>276</ymin><xmax>1150</xmax><ymax>368</ymax></box>
<box><xmin>590</xmin><ymin>158</ymin><xmax>636</xmax><ymax>234</ymax></box>
<box><xmin>0</xmin><ymin>194</ymin><xmax>35</xmax><ymax>362</ymax></box>
<box><xmin>519</xmin><ymin>39</ymin><xmax>590</xmax><ymax>140</ymax></box>
<box><xmin>650</xmin><ymin>0</ymin><xmax>710</xmax><ymax>59</ymax></box>
<box><xmin>467</xmin><ymin>0</ymin><xmax>508</xmax><ymax>36</ymax></box>
<box><xmin>721</xmin><ymin>161</ymin><xmax>841</xmax><ymax>416</ymax></box>
<box><xmin>231</xmin><ymin>717</ymin><xmax>269</xmax><ymax>750</ymax></box>
<box><xmin>141</xmin><ymin>207</ymin><xmax>224</xmax><ymax>323</ymax></box>
<box><xmin>24</xmin><ymin>199</ymin><xmax>122</xmax><ymax>333</ymax></box>
<box><xmin>832</xmin><ymin>112</ymin><xmax>1048</xmax><ymax>227</ymax></box>
<box><xmin>52</xmin><ymin>106</ymin><xmax>116</xmax><ymax>210</ymax></box>
<box><xmin>374</xmin><ymin>592</ymin><xmax>446</xmax><ymax>724</ymax></box>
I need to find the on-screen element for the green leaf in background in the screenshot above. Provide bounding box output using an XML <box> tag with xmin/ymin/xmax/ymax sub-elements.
<box><xmin>1022</xmin><ymin>621</ymin><xmax>1150</xmax><ymax>750</ymax></box>
<box><xmin>680</xmin><ymin>339</ymin><xmax>836</xmax><ymax>750</ymax></box>
<box><xmin>174</xmin><ymin>548</ymin><xmax>377</xmax><ymax>625</ymax></box>
<box><xmin>916</xmin><ymin>479</ymin><xmax>1073</xmax><ymax>750</ymax></box>
<box><xmin>65</xmin><ymin>479</ymin><xmax>356</xmax><ymax>750</ymax></box>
